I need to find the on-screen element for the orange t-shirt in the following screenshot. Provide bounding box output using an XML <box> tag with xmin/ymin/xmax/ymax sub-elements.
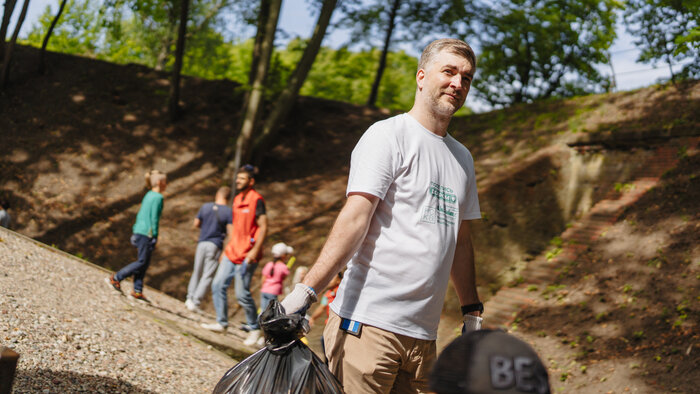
<box><xmin>224</xmin><ymin>189</ymin><xmax>265</xmax><ymax>264</ymax></box>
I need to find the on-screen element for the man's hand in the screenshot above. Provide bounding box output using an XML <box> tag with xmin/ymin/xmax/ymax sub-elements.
<box><xmin>244</xmin><ymin>250</ymin><xmax>257</xmax><ymax>263</ymax></box>
<box><xmin>280</xmin><ymin>283</ymin><xmax>318</xmax><ymax>315</ymax></box>
<box><xmin>462</xmin><ymin>314</ymin><xmax>483</xmax><ymax>334</ymax></box>
<box><xmin>150</xmin><ymin>237</ymin><xmax>158</xmax><ymax>249</ymax></box>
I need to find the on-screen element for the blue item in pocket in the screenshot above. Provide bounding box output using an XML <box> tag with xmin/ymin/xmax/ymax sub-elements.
<box><xmin>340</xmin><ymin>318</ymin><xmax>362</xmax><ymax>337</ymax></box>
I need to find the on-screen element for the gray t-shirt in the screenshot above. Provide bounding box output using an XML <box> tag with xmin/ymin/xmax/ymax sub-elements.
<box><xmin>331</xmin><ymin>113</ymin><xmax>481</xmax><ymax>340</ymax></box>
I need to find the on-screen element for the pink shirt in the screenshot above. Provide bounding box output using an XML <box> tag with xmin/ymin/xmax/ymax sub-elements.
<box><xmin>260</xmin><ymin>261</ymin><xmax>290</xmax><ymax>295</ymax></box>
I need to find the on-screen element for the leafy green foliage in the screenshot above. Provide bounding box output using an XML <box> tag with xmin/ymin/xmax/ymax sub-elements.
<box><xmin>337</xmin><ymin>0</ymin><xmax>475</xmax><ymax>50</ymax></box>
<box><xmin>23</xmin><ymin>0</ymin><xmax>254</xmax><ymax>72</ymax></box>
<box><xmin>474</xmin><ymin>0</ymin><xmax>619</xmax><ymax>106</ymax></box>
<box><xmin>21</xmin><ymin>0</ymin><xmax>419</xmax><ymax>110</ymax></box>
<box><xmin>25</xmin><ymin>0</ymin><xmax>103</xmax><ymax>57</ymax></box>
<box><xmin>301</xmin><ymin>46</ymin><xmax>417</xmax><ymax>110</ymax></box>
<box><xmin>624</xmin><ymin>0</ymin><xmax>700</xmax><ymax>80</ymax></box>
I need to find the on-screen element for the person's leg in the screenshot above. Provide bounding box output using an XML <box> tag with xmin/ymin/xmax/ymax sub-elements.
<box><xmin>234</xmin><ymin>262</ymin><xmax>259</xmax><ymax>329</ymax></box>
<box><xmin>259</xmin><ymin>292</ymin><xmax>277</xmax><ymax>315</ymax></box>
<box><xmin>192</xmin><ymin>242</ymin><xmax>220</xmax><ymax>306</ymax></box>
<box><xmin>114</xmin><ymin>234</ymin><xmax>151</xmax><ymax>283</ymax></box>
<box><xmin>131</xmin><ymin>239</ymin><xmax>154</xmax><ymax>294</ymax></box>
<box><xmin>390</xmin><ymin>337</ymin><xmax>436</xmax><ymax>394</ymax></box>
<box><xmin>211</xmin><ymin>256</ymin><xmax>236</xmax><ymax>327</ymax></box>
<box><xmin>187</xmin><ymin>242</ymin><xmax>207</xmax><ymax>302</ymax></box>
<box><xmin>324</xmin><ymin>311</ymin><xmax>403</xmax><ymax>394</ymax></box>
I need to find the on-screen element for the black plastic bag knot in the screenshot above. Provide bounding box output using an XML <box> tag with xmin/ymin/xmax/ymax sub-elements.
<box><xmin>212</xmin><ymin>300</ymin><xmax>344</xmax><ymax>394</ymax></box>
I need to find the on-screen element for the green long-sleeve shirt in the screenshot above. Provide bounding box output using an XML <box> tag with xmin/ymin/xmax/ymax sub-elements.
<box><xmin>132</xmin><ymin>190</ymin><xmax>164</xmax><ymax>238</ymax></box>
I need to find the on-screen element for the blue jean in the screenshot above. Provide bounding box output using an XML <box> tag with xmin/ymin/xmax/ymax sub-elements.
<box><xmin>211</xmin><ymin>255</ymin><xmax>258</xmax><ymax>328</ymax></box>
<box><xmin>115</xmin><ymin>234</ymin><xmax>154</xmax><ymax>293</ymax></box>
<box><xmin>259</xmin><ymin>292</ymin><xmax>278</xmax><ymax>316</ymax></box>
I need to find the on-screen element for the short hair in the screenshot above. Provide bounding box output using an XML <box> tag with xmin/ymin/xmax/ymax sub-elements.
<box><xmin>216</xmin><ymin>186</ymin><xmax>231</xmax><ymax>199</ymax></box>
<box><xmin>238</xmin><ymin>164</ymin><xmax>258</xmax><ymax>179</ymax></box>
<box><xmin>0</xmin><ymin>199</ymin><xmax>9</xmax><ymax>209</ymax></box>
<box><xmin>145</xmin><ymin>170</ymin><xmax>167</xmax><ymax>189</ymax></box>
<box><xmin>418</xmin><ymin>38</ymin><xmax>476</xmax><ymax>73</ymax></box>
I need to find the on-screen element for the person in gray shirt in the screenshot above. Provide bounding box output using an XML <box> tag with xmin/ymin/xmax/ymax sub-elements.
<box><xmin>0</xmin><ymin>199</ymin><xmax>11</xmax><ymax>229</ymax></box>
<box><xmin>185</xmin><ymin>186</ymin><xmax>233</xmax><ymax>314</ymax></box>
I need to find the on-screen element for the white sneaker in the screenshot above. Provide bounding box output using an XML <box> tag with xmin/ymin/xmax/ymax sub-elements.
<box><xmin>185</xmin><ymin>299</ymin><xmax>204</xmax><ymax>313</ymax></box>
<box><xmin>243</xmin><ymin>329</ymin><xmax>261</xmax><ymax>346</ymax></box>
<box><xmin>201</xmin><ymin>322</ymin><xmax>227</xmax><ymax>333</ymax></box>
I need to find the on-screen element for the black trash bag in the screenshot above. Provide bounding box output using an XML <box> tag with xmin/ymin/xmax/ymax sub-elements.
<box><xmin>212</xmin><ymin>299</ymin><xmax>344</xmax><ymax>394</ymax></box>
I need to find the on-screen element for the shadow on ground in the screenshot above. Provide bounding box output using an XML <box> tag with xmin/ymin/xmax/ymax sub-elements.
<box><xmin>12</xmin><ymin>368</ymin><xmax>156</xmax><ymax>393</ymax></box>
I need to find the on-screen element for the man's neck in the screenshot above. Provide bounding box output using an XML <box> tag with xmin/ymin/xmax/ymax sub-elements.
<box><xmin>407</xmin><ymin>106</ymin><xmax>451</xmax><ymax>137</ymax></box>
<box><xmin>214</xmin><ymin>197</ymin><xmax>227</xmax><ymax>205</ymax></box>
<box><xmin>238</xmin><ymin>187</ymin><xmax>253</xmax><ymax>198</ymax></box>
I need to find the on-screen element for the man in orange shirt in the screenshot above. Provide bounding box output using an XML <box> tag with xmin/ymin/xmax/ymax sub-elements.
<box><xmin>202</xmin><ymin>165</ymin><xmax>268</xmax><ymax>347</ymax></box>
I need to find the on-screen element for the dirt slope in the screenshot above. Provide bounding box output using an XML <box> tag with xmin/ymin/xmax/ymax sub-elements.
<box><xmin>512</xmin><ymin>151</ymin><xmax>699</xmax><ymax>393</ymax></box>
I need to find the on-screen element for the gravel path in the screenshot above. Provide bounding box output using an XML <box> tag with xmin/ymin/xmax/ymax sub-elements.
<box><xmin>0</xmin><ymin>227</ymin><xmax>236</xmax><ymax>393</ymax></box>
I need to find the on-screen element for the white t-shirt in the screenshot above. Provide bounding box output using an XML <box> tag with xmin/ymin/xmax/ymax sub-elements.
<box><xmin>330</xmin><ymin>113</ymin><xmax>481</xmax><ymax>340</ymax></box>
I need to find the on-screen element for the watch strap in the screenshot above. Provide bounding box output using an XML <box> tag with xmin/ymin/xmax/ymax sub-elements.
<box><xmin>461</xmin><ymin>302</ymin><xmax>484</xmax><ymax>315</ymax></box>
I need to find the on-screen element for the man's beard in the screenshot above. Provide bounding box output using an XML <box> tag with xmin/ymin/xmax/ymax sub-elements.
<box><xmin>429</xmin><ymin>91</ymin><xmax>462</xmax><ymax>118</ymax></box>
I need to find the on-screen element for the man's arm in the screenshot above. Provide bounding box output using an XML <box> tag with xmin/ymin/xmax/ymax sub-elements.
<box><xmin>281</xmin><ymin>193</ymin><xmax>379</xmax><ymax>314</ymax></box>
<box><xmin>451</xmin><ymin>220</ymin><xmax>481</xmax><ymax>316</ymax></box>
<box><xmin>302</xmin><ymin>192</ymin><xmax>379</xmax><ymax>293</ymax></box>
<box><xmin>193</xmin><ymin>218</ymin><xmax>201</xmax><ymax>228</ymax></box>
<box><xmin>246</xmin><ymin>214</ymin><xmax>268</xmax><ymax>262</ymax></box>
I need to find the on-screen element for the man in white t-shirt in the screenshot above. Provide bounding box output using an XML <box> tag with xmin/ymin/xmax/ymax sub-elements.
<box><xmin>282</xmin><ymin>38</ymin><xmax>483</xmax><ymax>393</ymax></box>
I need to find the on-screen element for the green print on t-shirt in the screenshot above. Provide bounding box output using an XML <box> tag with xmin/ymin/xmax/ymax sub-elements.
<box><xmin>421</xmin><ymin>182</ymin><xmax>458</xmax><ymax>226</ymax></box>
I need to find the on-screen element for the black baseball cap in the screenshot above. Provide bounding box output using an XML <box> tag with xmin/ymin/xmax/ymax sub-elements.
<box><xmin>429</xmin><ymin>329</ymin><xmax>550</xmax><ymax>394</ymax></box>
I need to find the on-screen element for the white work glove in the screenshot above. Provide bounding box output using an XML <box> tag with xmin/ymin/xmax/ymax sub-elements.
<box><xmin>280</xmin><ymin>283</ymin><xmax>318</xmax><ymax>316</ymax></box>
<box><xmin>462</xmin><ymin>314</ymin><xmax>483</xmax><ymax>334</ymax></box>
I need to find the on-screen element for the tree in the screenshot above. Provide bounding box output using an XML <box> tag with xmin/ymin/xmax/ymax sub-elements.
<box><xmin>338</xmin><ymin>0</ymin><xmax>475</xmax><ymax>108</ymax></box>
<box><xmin>474</xmin><ymin>0</ymin><xmax>619</xmax><ymax>106</ymax></box>
<box><xmin>252</xmin><ymin>0</ymin><xmax>338</xmax><ymax>158</ymax></box>
<box><xmin>624</xmin><ymin>0</ymin><xmax>700</xmax><ymax>81</ymax></box>
<box><xmin>169</xmin><ymin>0</ymin><xmax>190</xmax><ymax>120</ymax></box>
<box><xmin>225</xmin><ymin>0</ymin><xmax>282</xmax><ymax>185</ymax></box>
<box><xmin>366</xmin><ymin>0</ymin><xmax>400</xmax><ymax>107</ymax></box>
<box><xmin>299</xmin><ymin>46</ymin><xmax>416</xmax><ymax>110</ymax></box>
<box><xmin>38</xmin><ymin>0</ymin><xmax>68</xmax><ymax>74</ymax></box>
<box><xmin>1</xmin><ymin>0</ymin><xmax>30</xmax><ymax>89</ymax></box>
<box><xmin>0</xmin><ymin>0</ymin><xmax>18</xmax><ymax>60</ymax></box>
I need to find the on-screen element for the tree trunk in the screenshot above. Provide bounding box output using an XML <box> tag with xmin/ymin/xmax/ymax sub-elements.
<box><xmin>366</xmin><ymin>0</ymin><xmax>400</xmax><ymax>108</ymax></box>
<box><xmin>0</xmin><ymin>0</ymin><xmax>18</xmax><ymax>60</ymax></box>
<box><xmin>1</xmin><ymin>0</ymin><xmax>29</xmax><ymax>89</ymax></box>
<box><xmin>605</xmin><ymin>51</ymin><xmax>616</xmax><ymax>92</ymax></box>
<box><xmin>226</xmin><ymin>0</ymin><xmax>270</xmax><ymax>160</ymax></box>
<box><xmin>223</xmin><ymin>0</ymin><xmax>282</xmax><ymax>188</ymax></box>
<box><xmin>665</xmin><ymin>52</ymin><xmax>675</xmax><ymax>83</ymax></box>
<box><xmin>38</xmin><ymin>0</ymin><xmax>67</xmax><ymax>74</ymax></box>
<box><xmin>252</xmin><ymin>0</ymin><xmax>337</xmax><ymax>159</ymax></box>
<box><xmin>168</xmin><ymin>0</ymin><xmax>190</xmax><ymax>121</ymax></box>
<box><xmin>249</xmin><ymin>0</ymin><xmax>270</xmax><ymax>84</ymax></box>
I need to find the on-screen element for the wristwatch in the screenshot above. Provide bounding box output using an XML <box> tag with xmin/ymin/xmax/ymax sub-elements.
<box><xmin>461</xmin><ymin>302</ymin><xmax>484</xmax><ymax>315</ymax></box>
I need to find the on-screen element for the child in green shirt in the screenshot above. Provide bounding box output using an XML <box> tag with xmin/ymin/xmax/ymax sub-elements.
<box><xmin>105</xmin><ymin>170</ymin><xmax>167</xmax><ymax>302</ymax></box>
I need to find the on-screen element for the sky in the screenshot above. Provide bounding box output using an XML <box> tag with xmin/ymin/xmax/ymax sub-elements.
<box><xmin>10</xmin><ymin>0</ymin><xmax>692</xmax><ymax>112</ymax></box>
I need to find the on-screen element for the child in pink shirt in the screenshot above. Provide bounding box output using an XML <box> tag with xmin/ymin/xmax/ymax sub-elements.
<box><xmin>259</xmin><ymin>242</ymin><xmax>292</xmax><ymax>315</ymax></box>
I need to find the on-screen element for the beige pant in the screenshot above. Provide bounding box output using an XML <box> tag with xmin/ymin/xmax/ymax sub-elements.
<box><xmin>323</xmin><ymin>311</ymin><xmax>436</xmax><ymax>394</ymax></box>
